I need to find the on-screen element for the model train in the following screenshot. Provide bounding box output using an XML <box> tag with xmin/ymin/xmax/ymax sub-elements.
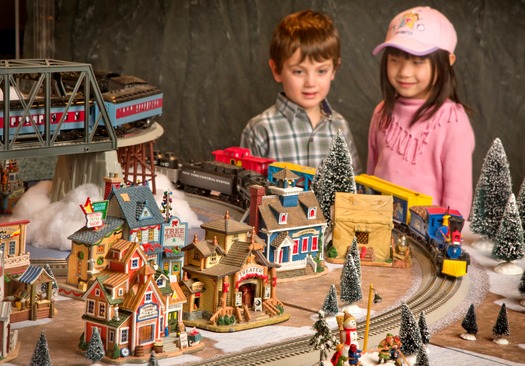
<box><xmin>154</xmin><ymin>147</ymin><xmax>316</xmax><ymax>208</ymax></box>
<box><xmin>354</xmin><ymin>174</ymin><xmax>469</xmax><ymax>277</ymax></box>
<box><xmin>0</xmin><ymin>70</ymin><xmax>162</xmax><ymax>140</ymax></box>
<box><xmin>408</xmin><ymin>206</ymin><xmax>470</xmax><ymax>277</ymax></box>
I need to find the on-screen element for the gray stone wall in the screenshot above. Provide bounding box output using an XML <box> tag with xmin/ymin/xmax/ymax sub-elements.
<box><xmin>24</xmin><ymin>0</ymin><xmax>525</xmax><ymax>193</ymax></box>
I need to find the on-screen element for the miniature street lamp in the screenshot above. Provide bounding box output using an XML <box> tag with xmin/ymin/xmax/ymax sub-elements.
<box><xmin>363</xmin><ymin>284</ymin><xmax>382</xmax><ymax>352</ymax></box>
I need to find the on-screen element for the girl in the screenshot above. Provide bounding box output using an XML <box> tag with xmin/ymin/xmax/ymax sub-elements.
<box><xmin>367</xmin><ymin>6</ymin><xmax>475</xmax><ymax>218</ymax></box>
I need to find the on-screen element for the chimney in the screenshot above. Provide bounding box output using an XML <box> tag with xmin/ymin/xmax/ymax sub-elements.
<box><xmin>103</xmin><ymin>173</ymin><xmax>124</xmax><ymax>199</ymax></box>
<box><xmin>249</xmin><ymin>185</ymin><xmax>265</xmax><ymax>233</ymax></box>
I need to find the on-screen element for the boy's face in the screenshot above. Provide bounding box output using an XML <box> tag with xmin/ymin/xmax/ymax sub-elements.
<box><xmin>269</xmin><ymin>49</ymin><xmax>336</xmax><ymax>115</ymax></box>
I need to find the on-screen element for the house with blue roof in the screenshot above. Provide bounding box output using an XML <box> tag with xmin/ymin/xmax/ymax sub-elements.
<box><xmin>106</xmin><ymin>184</ymin><xmax>166</xmax><ymax>270</ymax></box>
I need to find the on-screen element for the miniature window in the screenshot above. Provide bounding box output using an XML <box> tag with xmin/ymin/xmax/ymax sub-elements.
<box><xmin>210</xmin><ymin>252</ymin><xmax>217</xmax><ymax>264</ymax></box>
<box><xmin>121</xmin><ymin>328</ymin><xmax>129</xmax><ymax>343</ymax></box>
<box><xmin>308</xmin><ymin>207</ymin><xmax>317</xmax><ymax>219</ymax></box>
<box><xmin>292</xmin><ymin>240</ymin><xmax>299</xmax><ymax>255</ymax></box>
<box><xmin>8</xmin><ymin>241</ymin><xmax>15</xmax><ymax>255</ymax></box>
<box><xmin>109</xmin><ymin>330</ymin><xmax>115</xmax><ymax>343</ymax></box>
<box><xmin>148</xmin><ymin>228</ymin><xmax>155</xmax><ymax>241</ymax></box>
<box><xmin>97</xmin><ymin>244</ymin><xmax>105</xmax><ymax>254</ymax></box>
<box><xmin>279</xmin><ymin>213</ymin><xmax>288</xmax><ymax>224</ymax></box>
<box><xmin>311</xmin><ymin>236</ymin><xmax>318</xmax><ymax>251</ymax></box>
<box><xmin>0</xmin><ymin>243</ymin><xmax>4</xmax><ymax>252</ymax></box>
<box><xmin>118</xmin><ymin>288</ymin><xmax>124</xmax><ymax>297</ymax></box>
<box><xmin>145</xmin><ymin>292</ymin><xmax>152</xmax><ymax>303</ymax></box>
<box><xmin>156</xmin><ymin>278</ymin><xmax>164</xmax><ymax>287</ymax></box>
<box><xmin>355</xmin><ymin>231</ymin><xmax>369</xmax><ymax>244</ymax></box>
<box><xmin>99</xmin><ymin>303</ymin><xmax>106</xmax><ymax>317</ymax></box>
<box><xmin>301</xmin><ymin>238</ymin><xmax>308</xmax><ymax>252</ymax></box>
<box><xmin>87</xmin><ymin>300</ymin><xmax>95</xmax><ymax>315</ymax></box>
<box><xmin>95</xmin><ymin>289</ymin><xmax>101</xmax><ymax>297</ymax></box>
<box><xmin>131</xmin><ymin>258</ymin><xmax>139</xmax><ymax>269</ymax></box>
<box><xmin>113</xmin><ymin>251</ymin><xmax>120</xmax><ymax>260</ymax></box>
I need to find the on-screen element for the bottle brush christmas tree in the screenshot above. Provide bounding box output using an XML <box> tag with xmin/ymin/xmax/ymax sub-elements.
<box><xmin>30</xmin><ymin>331</ymin><xmax>52</xmax><ymax>366</ymax></box>
<box><xmin>492</xmin><ymin>193</ymin><xmax>525</xmax><ymax>274</ymax></box>
<box><xmin>321</xmin><ymin>284</ymin><xmax>339</xmax><ymax>316</ymax></box>
<box><xmin>309</xmin><ymin>310</ymin><xmax>339</xmax><ymax>365</ymax></box>
<box><xmin>340</xmin><ymin>249</ymin><xmax>362</xmax><ymax>306</ymax></box>
<box><xmin>399</xmin><ymin>303</ymin><xmax>422</xmax><ymax>355</ymax></box>
<box><xmin>312</xmin><ymin>130</ymin><xmax>356</xmax><ymax>226</ymax></box>
<box><xmin>460</xmin><ymin>303</ymin><xmax>478</xmax><ymax>340</ymax></box>
<box><xmin>470</xmin><ymin>138</ymin><xmax>512</xmax><ymax>240</ymax></box>
<box><xmin>492</xmin><ymin>303</ymin><xmax>510</xmax><ymax>345</ymax></box>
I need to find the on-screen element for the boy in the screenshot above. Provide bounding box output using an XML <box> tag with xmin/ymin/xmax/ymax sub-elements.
<box><xmin>240</xmin><ymin>9</ymin><xmax>362</xmax><ymax>172</ymax></box>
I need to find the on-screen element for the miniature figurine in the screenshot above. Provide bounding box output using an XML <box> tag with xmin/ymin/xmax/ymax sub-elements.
<box><xmin>377</xmin><ymin>333</ymin><xmax>394</xmax><ymax>364</ymax></box>
<box><xmin>339</xmin><ymin>311</ymin><xmax>359</xmax><ymax>353</ymax></box>
<box><xmin>330</xmin><ymin>343</ymin><xmax>348</xmax><ymax>366</ymax></box>
<box><xmin>389</xmin><ymin>344</ymin><xmax>403</xmax><ymax>366</ymax></box>
<box><xmin>347</xmin><ymin>343</ymin><xmax>362</xmax><ymax>365</ymax></box>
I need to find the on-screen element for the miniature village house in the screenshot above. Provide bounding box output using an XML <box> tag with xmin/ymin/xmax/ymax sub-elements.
<box><xmin>248</xmin><ymin>168</ymin><xmax>327</xmax><ymax>274</ymax></box>
<box><xmin>180</xmin><ymin>212</ymin><xmax>287</xmax><ymax>330</ymax></box>
<box><xmin>332</xmin><ymin>193</ymin><xmax>394</xmax><ymax>263</ymax></box>
<box><xmin>106</xmin><ymin>184</ymin><xmax>166</xmax><ymax>269</ymax></box>
<box><xmin>0</xmin><ymin>250</ymin><xmax>14</xmax><ymax>359</ymax></box>
<box><xmin>82</xmin><ymin>240</ymin><xmax>186</xmax><ymax>357</ymax></box>
<box><xmin>0</xmin><ymin>220</ymin><xmax>55</xmax><ymax>323</ymax></box>
<box><xmin>0</xmin><ymin>220</ymin><xmax>30</xmax><ymax>276</ymax></box>
<box><xmin>67</xmin><ymin>215</ymin><xmax>124</xmax><ymax>290</ymax></box>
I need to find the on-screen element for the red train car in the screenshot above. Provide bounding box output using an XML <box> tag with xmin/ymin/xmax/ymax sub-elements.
<box><xmin>212</xmin><ymin>146</ymin><xmax>275</xmax><ymax>176</ymax></box>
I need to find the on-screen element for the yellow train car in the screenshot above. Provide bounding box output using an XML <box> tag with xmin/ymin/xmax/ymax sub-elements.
<box><xmin>355</xmin><ymin>174</ymin><xmax>433</xmax><ymax>225</ymax></box>
<box><xmin>267</xmin><ymin>162</ymin><xmax>317</xmax><ymax>191</ymax></box>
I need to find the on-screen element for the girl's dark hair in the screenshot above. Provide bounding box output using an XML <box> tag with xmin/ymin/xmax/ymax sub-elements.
<box><xmin>378</xmin><ymin>47</ymin><xmax>466</xmax><ymax>129</ymax></box>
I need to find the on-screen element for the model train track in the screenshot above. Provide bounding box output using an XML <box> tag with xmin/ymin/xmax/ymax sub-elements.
<box><xmin>29</xmin><ymin>198</ymin><xmax>465</xmax><ymax>366</ymax></box>
<box><xmin>185</xmin><ymin>237</ymin><xmax>464</xmax><ymax>366</ymax></box>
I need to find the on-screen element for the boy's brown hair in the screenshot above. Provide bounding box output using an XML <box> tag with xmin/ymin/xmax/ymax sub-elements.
<box><xmin>270</xmin><ymin>10</ymin><xmax>341</xmax><ymax>74</ymax></box>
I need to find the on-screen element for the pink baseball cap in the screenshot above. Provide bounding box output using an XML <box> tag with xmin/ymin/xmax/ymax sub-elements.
<box><xmin>373</xmin><ymin>6</ymin><xmax>457</xmax><ymax>56</ymax></box>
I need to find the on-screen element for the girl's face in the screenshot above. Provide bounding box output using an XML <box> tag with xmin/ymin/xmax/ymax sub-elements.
<box><xmin>387</xmin><ymin>52</ymin><xmax>433</xmax><ymax>100</ymax></box>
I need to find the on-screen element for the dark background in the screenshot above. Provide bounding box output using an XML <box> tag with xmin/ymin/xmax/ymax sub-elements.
<box><xmin>3</xmin><ymin>0</ymin><xmax>525</xmax><ymax>194</ymax></box>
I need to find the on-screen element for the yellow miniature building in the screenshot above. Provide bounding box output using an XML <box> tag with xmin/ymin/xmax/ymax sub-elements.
<box><xmin>332</xmin><ymin>193</ymin><xmax>393</xmax><ymax>263</ymax></box>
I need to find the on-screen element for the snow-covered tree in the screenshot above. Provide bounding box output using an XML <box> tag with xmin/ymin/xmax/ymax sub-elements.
<box><xmin>309</xmin><ymin>310</ymin><xmax>339</xmax><ymax>365</ymax></box>
<box><xmin>461</xmin><ymin>304</ymin><xmax>478</xmax><ymax>335</ymax></box>
<box><xmin>418</xmin><ymin>311</ymin><xmax>430</xmax><ymax>345</ymax></box>
<box><xmin>340</xmin><ymin>250</ymin><xmax>362</xmax><ymax>305</ymax></box>
<box><xmin>321</xmin><ymin>284</ymin><xmax>339</xmax><ymax>316</ymax></box>
<box><xmin>516</xmin><ymin>178</ymin><xmax>525</xmax><ymax>233</ymax></box>
<box><xmin>470</xmin><ymin>138</ymin><xmax>512</xmax><ymax>239</ymax></box>
<box><xmin>519</xmin><ymin>270</ymin><xmax>525</xmax><ymax>306</ymax></box>
<box><xmin>414</xmin><ymin>345</ymin><xmax>430</xmax><ymax>366</ymax></box>
<box><xmin>399</xmin><ymin>303</ymin><xmax>422</xmax><ymax>355</ymax></box>
<box><xmin>86</xmin><ymin>327</ymin><xmax>105</xmax><ymax>362</ymax></box>
<box><xmin>148</xmin><ymin>351</ymin><xmax>160</xmax><ymax>366</ymax></box>
<box><xmin>30</xmin><ymin>331</ymin><xmax>52</xmax><ymax>366</ymax></box>
<box><xmin>492</xmin><ymin>194</ymin><xmax>525</xmax><ymax>263</ymax></box>
<box><xmin>312</xmin><ymin>130</ymin><xmax>356</xmax><ymax>225</ymax></box>
<box><xmin>349</xmin><ymin>237</ymin><xmax>361</xmax><ymax>282</ymax></box>
<box><xmin>492</xmin><ymin>303</ymin><xmax>510</xmax><ymax>341</ymax></box>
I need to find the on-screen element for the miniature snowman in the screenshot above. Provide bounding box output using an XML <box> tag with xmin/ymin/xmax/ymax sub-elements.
<box><xmin>340</xmin><ymin>311</ymin><xmax>358</xmax><ymax>355</ymax></box>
